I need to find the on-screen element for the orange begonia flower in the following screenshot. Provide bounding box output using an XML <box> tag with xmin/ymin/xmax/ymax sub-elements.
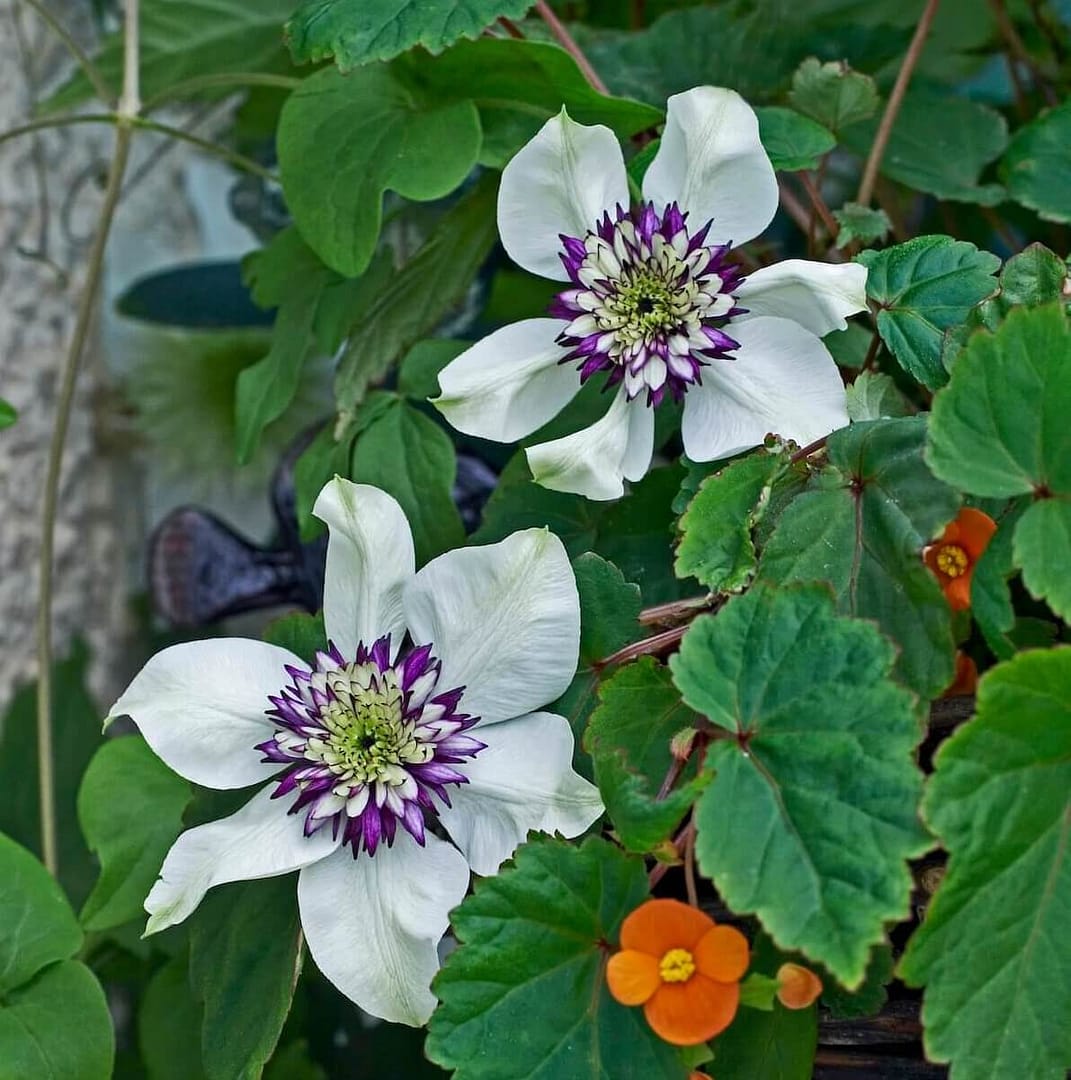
<box><xmin>606</xmin><ymin>899</ymin><xmax>749</xmax><ymax>1046</ymax></box>
<box><xmin>943</xmin><ymin>651</ymin><xmax>978</xmax><ymax>697</ymax></box>
<box><xmin>924</xmin><ymin>508</ymin><xmax>997</xmax><ymax>611</ymax></box>
<box><xmin>775</xmin><ymin>963</ymin><xmax>823</xmax><ymax>1010</ymax></box>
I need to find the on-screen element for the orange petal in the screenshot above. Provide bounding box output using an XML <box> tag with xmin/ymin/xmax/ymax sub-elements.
<box><xmin>694</xmin><ymin>924</ymin><xmax>749</xmax><ymax>983</ymax></box>
<box><xmin>644</xmin><ymin>975</ymin><xmax>740</xmax><ymax>1046</ymax></box>
<box><xmin>945</xmin><ymin>573</ymin><xmax>972</xmax><ymax>611</ymax></box>
<box><xmin>923</xmin><ymin>544</ymin><xmax>944</xmax><ymax>579</ymax></box>
<box><xmin>619</xmin><ymin>898</ymin><xmax>715</xmax><ymax>955</ymax></box>
<box><xmin>776</xmin><ymin>963</ymin><xmax>823</xmax><ymax>1009</ymax></box>
<box><xmin>956</xmin><ymin>507</ymin><xmax>997</xmax><ymax>561</ymax></box>
<box><xmin>606</xmin><ymin>950</ymin><xmax>662</xmax><ymax>1006</ymax></box>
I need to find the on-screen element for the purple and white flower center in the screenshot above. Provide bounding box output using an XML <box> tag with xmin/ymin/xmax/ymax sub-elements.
<box><xmin>550</xmin><ymin>201</ymin><xmax>746</xmax><ymax>407</ymax></box>
<box><xmin>257</xmin><ymin>636</ymin><xmax>483</xmax><ymax>857</ymax></box>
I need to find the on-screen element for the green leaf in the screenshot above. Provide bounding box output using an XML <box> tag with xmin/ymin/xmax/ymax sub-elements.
<box><xmin>670</xmin><ymin>583</ymin><xmax>929</xmax><ymax>986</ymax></box>
<box><xmin>788</xmin><ymin>57</ymin><xmax>879</xmax><ymax>134</ymax></box>
<box><xmin>189</xmin><ymin>876</ymin><xmax>303</xmax><ymax>1080</ymax></box>
<box><xmin>899</xmin><ymin>649</ymin><xmax>1071</xmax><ymax>1079</ymax></box>
<box><xmin>333</xmin><ymin>173</ymin><xmax>499</xmax><ymax>423</ymax></box>
<box><xmin>857</xmin><ymin>236</ymin><xmax>1000</xmax><ymax>390</ymax></box>
<box><xmin>969</xmin><ymin>501</ymin><xmax>1025</xmax><ymax>661</ymax></box>
<box><xmin>0</xmin><ymin>642</ymin><xmax>99</xmax><ymax>908</ymax></box>
<box><xmin>77</xmin><ymin>737</ymin><xmax>191</xmax><ymax>932</ymax></box>
<box><xmin>285</xmin><ymin>0</ymin><xmax>533</xmax><ymax>69</ymax></box>
<box><xmin>0</xmin><ymin>833</ymin><xmax>82</xmax><ymax>993</ymax></box>
<box><xmin>756</xmin><ymin>106</ymin><xmax>835</xmax><ymax>172</ymax></box>
<box><xmin>351</xmin><ymin>401</ymin><xmax>464</xmax><ymax>567</ymax></box>
<box><xmin>262</xmin><ymin>611</ymin><xmax>326</xmax><ymax>665</ymax></box>
<box><xmin>585</xmin><ymin>658</ymin><xmax>707</xmax><ymax>854</ymax></box>
<box><xmin>927</xmin><ymin>304</ymin><xmax>1071</xmax><ymax>621</ymax></box>
<box><xmin>0</xmin><ymin>398</ymin><xmax>16</xmax><ymax>429</ymax></box>
<box><xmin>139</xmin><ymin>955</ymin><xmax>207</xmax><ymax>1080</ymax></box>
<box><xmin>409</xmin><ymin>39</ymin><xmax>663</xmax><ymax>167</ymax></box>
<box><xmin>833</xmin><ymin>202</ymin><xmax>891</xmax><ymax>249</ymax></box>
<box><xmin>998</xmin><ymin>243</ymin><xmax>1069</xmax><ymax>306</ymax></box>
<box><xmin>426</xmin><ymin>835</ymin><xmax>683</xmax><ymax>1079</ymax></box>
<box><xmin>398</xmin><ymin>339</ymin><xmax>467</xmax><ymax>401</ymax></box>
<box><xmin>675</xmin><ymin>449</ymin><xmax>789</xmax><ymax>592</ymax></box>
<box><xmin>237</xmin><ymin>231</ymin><xmax>391</xmax><ymax>463</ymax></box>
<box><xmin>820</xmin><ymin>942</ymin><xmax>893</xmax><ymax>1019</ymax></box>
<box><xmin>0</xmin><ymin>960</ymin><xmax>114</xmax><ymax>1080</ymax></box>
<box><xmin>758</xmin><ymin>418</ymin><xmax>960</xmax><ymax>699</ymax></box>
<box><xmin>845</xmin><ymin>370</ymin><xmax>912</xmax><ymax>422</ymax></box>
<box><xmin>278</xmin><ymin>64</ymin><xmax>481</xmax><ymax>277</ymax></box>
<box><xmin>842</xmin><ymin>92</ymin><xmax>1008</xmax><ymax>205</ymax></box>
<box><xmin>1002</xmin><ymin>98</ymin><xmax>1071</xmax><ymax>224</ymax></box>
<box><xmin>45</xmin><ymin>0</ymin><xmax>296</xmax><ymax>111</ymax></box>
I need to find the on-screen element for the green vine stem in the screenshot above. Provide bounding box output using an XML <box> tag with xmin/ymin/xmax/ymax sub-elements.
<box><xmin>18</xmin><ymin>0</ymin><xmax>114</xmax><ymax>106</ymax></box>
<box><xmin>35</xmin><ymin>0</ymin><xmax>140</xmax><ymax>877</ymax></box>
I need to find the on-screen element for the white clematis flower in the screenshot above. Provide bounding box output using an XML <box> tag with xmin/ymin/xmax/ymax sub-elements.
<box><xmin>109</xmin><ymin>478</ymin><xmax>602</xmax><ymax>1026</ymax></box>
<box><xmin>433</xmin><ymin>85</ymin><xmax>867</xmax><ymax>500</ymax></box>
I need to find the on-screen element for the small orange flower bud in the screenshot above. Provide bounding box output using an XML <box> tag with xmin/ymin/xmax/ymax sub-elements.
<box><xmin>775</xmin><ymin>963</ymin><xmax>823</xmax><ymax>1009</ymax></box>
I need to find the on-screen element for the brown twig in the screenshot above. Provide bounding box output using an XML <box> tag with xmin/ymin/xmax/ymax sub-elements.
<box><xmin>790</xmin><ymin>434</ymin><xmax>829</xmax><ymax>465</ymax></box>
<box><xmin>534</xmin><ymin>0</ymin><xmax>609</xmax><ymax>94</ymax></box>
<box><xmin>799</xmin><ymin>171</ymin><xmax>840</xmax><ymax>241</ymax></box>
<box><xmin>990</xmin><ymin>0</ymin><xmax>1059</xmax><ymax>106</ymax></box>
<box><xmin>594</xmin><ymin>625</ymin><xmax>687</xmax><ymax>671</ymax></box>
<box><xmin>497</xmin><ymin>15</ymin><xmax>525</xmax><ymax>39</ymax></box>
<box><xmin>862</xmin><ymin>328</ymin><xmax>882</xmax><ymax>371</ymax></box>
<box><xmin>682</xmin><ymin>819</ymin><xmax>699</xmax><ymax>907</ymax></box>
<box><xmin>857</xmin><ymin>0</ymin><xmax>941</xmax><ymax>207</ymax></box>
<box><xmin>638</xmin><ymin>594</ymin><xmax>715</xmax><ymax>627</ymax></box>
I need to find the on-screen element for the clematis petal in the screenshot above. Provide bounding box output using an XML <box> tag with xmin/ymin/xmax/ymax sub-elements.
<box><xmin>644</xmin><ymin>976</ymin><xmax>740</xmax><ymax>1045</ymax></box>
<box><xmin>403</xmin><ymin>530</ymin><xmax>580</xmax><ymax>726</ymax></box>
<box><xmin>314</xmin><ymin>478</ymin><xmax>415</xmax><ymax>658</ymax></box>
<box><xmin>734</xmin><ymin>260</ymin><xmax>869</xmax><ymax>337</ymax></box>
<box><xmin>108</xmin><ymin>639</ymin><xmax>300</xmax><ymax>789</ymax></box>
<box><xmin>498</xmin><ymin>109</ymin><xmax>629</xmax><ymax>280</ymax></box>
<box><xmin>438</xmin><ymin>711</ymin><xmax>603</xmax><ymax>875</ymax></box>
<box><xmin>607</xmin><ymin>950</ymin><xmax>662</xmax><ymax>1006</ymax></box>
<box><xmin>433</xmin><ymin>319</ymin><xmax>580</xmax><ymax>442</ymax></box>
<box><xmin>144</xmin><ymin>785</ymin><xmax>340</xmax><ymax>934</ymax></box>
<box><xmin>694</xmin><ymin>924</ymin><xmax>750</xmax><ymax>983</ymax></box>
<box><xmin>620</xmin><ymin>898</ymin><xmax>714</xmax><ymax>956</ymax></box>
<box><xmin>297</xmin><ymin>831</ymin><xmax>469</xmax><ymax>1026</ymax></box>
<box><xmin>642</xmin><ymin>86</ymin><xmax>777</xmax><ymax>248</ymax></box>
<box><xmin>681</xmin><ymin>315</ymin><xmax>848</xmax><ymax>462</ymax></box>
<box><xmin>526</xmin><ymin>388</ymin><xmax>654</xmax><ymax>501</ymax></box>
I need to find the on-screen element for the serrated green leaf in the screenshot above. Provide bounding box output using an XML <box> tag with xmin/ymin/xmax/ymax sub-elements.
<box><xmin>77</xmin><ymin>737</ymin><xmax>191</xmax><ymax>932</ymax></box>
<box><xmin>788</xmin><ymin>57</ymin><xmax>878</xmax><ymax>133</ymax></box>
<box><xmin>998</xmin><ymin>243</ymin><xmax>1069</xmax><ymax>306</ymax></box>
<box><xmin>927</xmin><ymin>304</ymin><xmax>1071</xmax><ymax>621</ymax></box>
<box><xmin>857</xmin><ymin>236</ymin><xmax>1000</xmax><ymax>390</ymax></box>
<box><xmin>189</xmin><ymin>877</ymin><xmax>302</xmax><ymax>1080</ymax></box>
<box><xmin>842</xmin><ymin>93</ymin><xmax>1007</xmax><ymax>205</ymax></box>
<box><xmin>0</xmin><ymin>834</ymin><xmax>82</xmax><ymax>993</ymax></box>
<box><xmin>426</xmin><ymin>835</ymin><xmax>683</xmax><ymax>1079</ymax></box>
<box><xmin>845</xmin><ymin>370</ymin><xmax>911</xmax><ymax>422</ymax></box>
<box><xmin>899</xmin><ymin>649</ymin><xmax>1071</xmax><ymax>1080</ymax></box>
<box><xmin>0</xmin><ymin>399</ymin><xmax>15</xmax><ymax>429</ymax></box>
<box><xmin>45</xmin><ymin>0</ymin><xmax>296</xmax><ymax>111</ymax></box>
<box><xmin>969</xmin><ymin>501</ymin><xmax>1025</xmax><ymax>661</ymax></box>
<box><xmin>675</xmin><ymin>450</ymin><xmax>788</xmax><ymax>592</ymax></box>
<box><xmin>833</xmin><ymin>202</ymin><xmax>891</xmax><ymax>249</ymax></box>
<box><xmin>1002</xmin><ymin>98</ymin><xmax>1071</xmax><ymax>224</ymax></box>
<box><xmin>351</xmin><ymin>401</ymin><xmax>464</xmax><ymax>567</ymax></box>
<box><xmin>139</xmin><ymin>955</ymin><xmax>207</xmax><ymax>1080</ymax></box>
<box><xmin>0</xmin><ymin>960</ymin><xmax>114</xmax><ymax>1080</ymax></box>
<box><xmin>820</xmin><ymin>942</ymin><xmax>893</xmax><ymax>1019</ymax></box>
<box><xmin>758</xmin><ymin>418</ymin><xmax>960</xmax><ymax>699</ymax></box>
<box><xmin>756</xmin><ymin>106</ymin><xmax>835</xmax><ymax>171</ymax></box>
<box><xmin>262</xmin><ymin>611</ymin><xmax>326</xmax><ymax>666</ymax></box>
<box><xmin>585</xmin><ymin>659</ymin><xmax>707</xmax><ymax>853</ymax></box>
<box><xmin>284</xmin><ymin>0</ymin><xmax>533</xmax><ymax>69</ymax></box>
<box><xmin>333</xmin><ymin>174</ymin><xmax>499</xmax><ymax>422</ymax></box>
<box><xmin>278</xmin><ymin>65</ymin><xmax>481</xmax><ymax>277</ymax></box>
<box><xmin>670</xmin><ymin>584</ymin><xmax>929</xmax><ymax>986</ymax></box>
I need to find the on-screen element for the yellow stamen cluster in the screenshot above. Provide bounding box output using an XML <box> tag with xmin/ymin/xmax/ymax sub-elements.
<box><xmin>935</xmin><ymin>543</ymin><xmax>969</xmax><ymax>578</ymax></box>
<box><xmin>659</xmin><ymin>948</ymin><xmax>696</xmax><ymax>984</ymax></box>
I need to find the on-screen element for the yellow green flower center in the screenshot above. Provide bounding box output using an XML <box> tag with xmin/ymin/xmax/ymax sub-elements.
<box><xmin>659</xmin><ymin>948</ymin><xmax>696</xmax><ymax>984</ymax></box>
<box><xmin>935</xmin><ymin>543</ymin><xmax>969</xmax><ymax>578</ymax></box>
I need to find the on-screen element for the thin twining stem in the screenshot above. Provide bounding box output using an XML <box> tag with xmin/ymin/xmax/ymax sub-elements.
<box><xmin>18</xmin><ymin>0</ymin><xmax>113</xmax><ymax>105</ymax></box>
<box><xmin>534</xmin><ymin>0</ymin><xmax>609</xmax><ymax>94</ymax></box>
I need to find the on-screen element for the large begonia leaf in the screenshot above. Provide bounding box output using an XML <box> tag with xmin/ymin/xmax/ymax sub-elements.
<box><xmin>670</xmin><ymin>584</ymin><xmax>929</xmax><ymax>987</ymax></box>
<box><xmin>927</xmin><ymin>304</ymin><xmax>1071</xmax><ymax>620</ymax></box>
<box><xmin>1002</xmin><ymin>99</ymin><xmax>1071</xmax><ymax>224</ymax></box>
<box><xmin>755</xmin><ymin>106</ymin><xmax>836</xmax><ymax>172</ymax></box>
<box><xmin>758</xmin><ymin>417</ymin><xmax>960</xmax><ymax>699</ymax></box>
<box><xmin>426</xmin><ymin>835</ymin><xmax>685</xmax><ymax>1079</ymax></box>
<box><xmin>899</xmin><ymin>649</ymin><xmax>1071</xmax><ymax>1079</ymax></box>
<box><xmin>278</xmin><ymin>64</ymin><xmax>482</xmax><ymax>277</ymax></box>
<box><xmin>77</xmin><ymin>736</ymin><xmax>191</xmax><ymax>932</ymax></box>
<box><xmin>585</xmin><ymin>658</ymin><xmax>707</xmax><ymax>854</ymax></box>
<box><xmin>857</xmin><ymin>236</ymin><xmax>1000</xmax><ymax>390</ymax></box>
<box><xmin>284</xmin><ymin>0</ymin><xmax>534</xmax><ymax>70</ymax></box>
